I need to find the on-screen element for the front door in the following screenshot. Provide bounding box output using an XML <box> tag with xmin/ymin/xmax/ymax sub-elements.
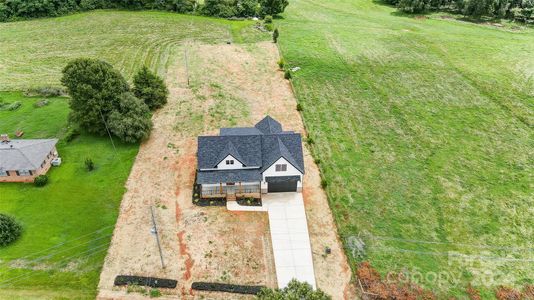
<box><xmin>226</xmin><ymin>182</ymin><xmax>236</xmax><ymax>194</ymax></box>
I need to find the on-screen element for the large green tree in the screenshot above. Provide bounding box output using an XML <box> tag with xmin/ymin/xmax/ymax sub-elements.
<box><xmin>61</xmin><ymin>58</ymin><xmax>152</xmax><ymax>143</ymax></box>
<box><xmin>108</xmin><ymin>92</ymin><xmax>153</xmax><ymax>143</ymax></box>
<box><xmin>61</xmin><ymin>58</ymin><xmax>130</xmax><ymax>135</ymax></box>
<box><xmin>133</xmin><ymin>66</ymin><xmax>169</xmax><ymax>110</ymax></box>
<box><xmin>257</xmin><ymin>280</ymin><xmax>331</xmax><ymax>300</ymax></box>
<box><xmin>260</xmin><ymin>0</ymin><xmax>289</xmax><ymax>16</ymax></box>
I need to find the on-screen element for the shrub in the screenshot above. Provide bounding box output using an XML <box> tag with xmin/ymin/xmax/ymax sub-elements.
<box><xmin>321</xmin><ymin>178</ymin><xmax>328</xmax><ymax>188</ymax></box>
<box><xmin>114</xmin><ymin>275</ymin><xmax>177</xmax><ymax>288</ymax></box>
<box><xmin>265</xmin><ymin>22</ymin><xmax>274</xmax><ymax>31</ymax></box>
<box><xmin>149</xmin><ymin>288</ymin><xmax>161</xmax><ymax>298</ymax></box>
<box><xmin>277</xmin><ymin>58</ymin><xmax>285</xmax><ymax>69</ymax></box>
<box><xmin>85</xmin><ymin>158</ymin><xmax>95</xmax><ymax>171</ymax></box>
<box><xmin>284</xmin><ymin>69</ymin><xmax>291</xmax><ymax>80</ymax></box>
<box><xmin>34</xmin><ymin>175</ymin><xmax>48</xmax><ymax>187</ymax></box>
<box><xmin>0</xmin><ymin>214</ymin><xmax>23</xmax><ymax>247</ymax></box>
<box><xmin>258</xmin><ymin>279</ymin><xmax>330</xmax><ymax>299</ymax></box>
<box><xmin>191</xmin><ymin>282</ymin><xmax>264</xmax><ymax>295</ymax></box>
<box><xmin>0</xmin><ymin>101</ymin><xmax>21</xmax><ymax>111</ymax></box>
<box><xmin>264</xmin><ymin>14</ymin><xmax>273</xmax><ymax>23</ymax></box>
<box><xmin>306</xmin><ymin>136</ymin><xmax>314</xmax><ymax>145</ymax></box>
<box><xmin>272</xmin><ymin>27</ymin><xmax>279</xmax><ymax>42</ymax></box>
<box><xmin>296</xmin><ymin>103</ymin><xmax>303</xmax><ymax>111</ymax></box>
<box><xmin>314</xmin><ymin>158</ymin><xmax>321</xmax><ymax>164</ymax></box>
<box><xmin>133</xmin><ymin>66</ymin><xmax>169</xmax><ymax>111</ymax></box>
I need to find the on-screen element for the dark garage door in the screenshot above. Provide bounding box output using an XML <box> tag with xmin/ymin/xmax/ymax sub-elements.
<box><xmin>267</xmin><ymin>179</ymin><xmax>298</xmax><ymax>193</ymax></box>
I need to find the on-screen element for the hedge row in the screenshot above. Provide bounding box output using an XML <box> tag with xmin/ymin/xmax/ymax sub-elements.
<box><xmin>191</xmin><ymin>282</ymin><xmax>265</xmax><ymax>295</ymax></box>
<box><xmin>114</xmin><ymin>275</ymin><xmax>177</xmax><ymax>288</ymax></box>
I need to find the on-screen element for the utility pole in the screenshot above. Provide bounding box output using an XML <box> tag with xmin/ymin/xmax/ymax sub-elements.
<box><xmin>150</xmin><ymin>206</ymin><xmax>165</xmax><ymax>269</ymax></box>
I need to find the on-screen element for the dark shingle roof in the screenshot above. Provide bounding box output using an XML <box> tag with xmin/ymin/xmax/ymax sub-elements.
<box><xmin>215</xmin><ymin>141</ymin><xmax>245</xmax><ymax>166</ymax></box>
<box><xmin>255</xmin><ymin>116</ymin><xmax>282</xmax><ymax>134</ymax></box>
<box><xmin>197</xmin><ymin>169</ymin><xmax>262</xmax><ymax>184</ymax></box>
<box><xmin>197</xmin><ymin>135</ymin><xmax>262</xmax><ymax>169</ymax></box>
<box><xmin>220</xmin><ymin>127</ymin><xmax>263</xmax><ymax>136</ymax></box>
<box><xmin>261</xmin><ymin>134</ymin><xmax>304</xmax><ymax>174</ymax></box>
<box><xmin>196</xmin><ymin>117</ymin><xmax>304</xmax><ymax>184</ymax></box>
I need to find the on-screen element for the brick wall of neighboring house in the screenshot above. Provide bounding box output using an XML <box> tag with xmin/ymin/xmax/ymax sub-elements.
<box><xmin>0</xmin><ymin>147</ymin><xmax>57</xmax><ymax>183</ymax></box>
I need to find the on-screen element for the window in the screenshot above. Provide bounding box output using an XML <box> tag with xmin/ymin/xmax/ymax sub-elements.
<box><xmin>18</xmin><ymin>170</ymin><xmax>31</xmax><ymax>176</ymax></box>
<box><xmin>226</xmin><ymin>160</ymin><xmax>234</xmax><ymax>165</ymax></box>
<box><xmin>275</xmin><ymin>164</ymin><xmax>287</xmax><ymax>172</ymax></box>
<box><xmin>0</xmin><ymin>170</ymin><xmax>8</xmax><ymax>177</ymax></box>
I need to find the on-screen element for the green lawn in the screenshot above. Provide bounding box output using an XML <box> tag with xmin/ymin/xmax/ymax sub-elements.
<box><xmin>0</xmin><ymin>11</ymin><xmax>268</xmax><ymax>299</ymax></box>
<box><xmin>0</xmin><ymin>92</ymin><xmax>138</xmax><ymax>298</ymax></box>
<box><xmin>0</xmin><ymin>10</ymin><xmax>268</xmax><ymax>91</ymax></box>
<box><xmin>278</xmin><ymin>0</ymin><xmax>533</xmax><ymax>297</ymax></box>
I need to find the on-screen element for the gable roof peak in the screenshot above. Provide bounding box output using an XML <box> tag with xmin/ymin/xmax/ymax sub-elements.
<box><xmin>216</xmin><ymin>140</ymin><xmax>245</xmax><ymax>167</ymax></box>
<box><xmin>255</xmin><ymin>115</ymin><xmax>283</xmax><ymax>134</ymax></box>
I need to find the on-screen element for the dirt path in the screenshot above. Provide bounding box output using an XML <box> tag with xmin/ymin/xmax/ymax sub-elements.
<box><xmin>97</xmin><ymin>41</ymin><xmax>355</xmax><ymax>299</ymax></box>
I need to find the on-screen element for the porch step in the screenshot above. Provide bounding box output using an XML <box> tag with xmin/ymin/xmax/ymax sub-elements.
<box><xmin>227</xmin><ymin>194</ymin><xmax>236</xmax><ymax>201</ymax></box>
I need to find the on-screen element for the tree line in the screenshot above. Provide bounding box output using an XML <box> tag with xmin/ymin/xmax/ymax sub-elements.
<box><xmin>385</xmin><ymin>0</ymin><xmax>534</xmax><ymax>23</ymax></box>
<box><xmin>0</xmin><ymin>0</ymin><xmax>289</xmax><ymax>22</ymax></box>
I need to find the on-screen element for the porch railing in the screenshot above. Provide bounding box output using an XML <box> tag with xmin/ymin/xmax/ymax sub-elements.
<box><xmin>201</xmin><ymin>186</ymin><xmax>260</xmax><ymax>196</ymax></box>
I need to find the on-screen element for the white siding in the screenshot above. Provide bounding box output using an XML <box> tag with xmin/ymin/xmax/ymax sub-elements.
<box><xmin>262</xmin><ymin>157</ymin><xmax>303</xmax><ymax>181</ymax></box>
<box><xmin>216</xmin><ymin>155</ymin><xmax>243</xmax><ymax>170</ymax></box>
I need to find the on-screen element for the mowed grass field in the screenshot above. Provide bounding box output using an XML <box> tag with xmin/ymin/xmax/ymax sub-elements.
<box><xmin>278</xmin><ymin>0</ymin><xmax>533</xmax><ymax>297</ymax></box>
<box><xmin>0</xmin><ymin>10</ymin><xmax>265</xmax><ymax>90</ymax></box>
<box><xmin>0</xmin><ymin>92</ymin><xmax>138</xmax><ymax>299</ymax></box>
<box><xmin>0</xmin><ymin>11</ymin><xmax>267</xmax><ymax>299</ymax></box>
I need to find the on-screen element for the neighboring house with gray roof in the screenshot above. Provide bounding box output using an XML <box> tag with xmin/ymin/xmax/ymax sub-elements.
<box><xmin>0</xmin><ymin>134</ymin><xmax>59</xmax><ymax>183</ymax></box>
<box><xmin>197</xmin><ymin>116</ymin><xmax>304</xmax><ymax>199</ymax></box>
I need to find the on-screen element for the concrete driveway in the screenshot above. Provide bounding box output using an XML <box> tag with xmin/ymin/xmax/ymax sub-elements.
<box><xmin>227</xmin><ymin>192</ymin><xmax>316</xmax><ymax>289</ymax></box>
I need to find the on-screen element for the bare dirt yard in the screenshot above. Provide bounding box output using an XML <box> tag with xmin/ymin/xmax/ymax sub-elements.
<box><xmin>97</xmin><ymin>41</ymin><xmax>356</xmax><ymax>300</ymax></box>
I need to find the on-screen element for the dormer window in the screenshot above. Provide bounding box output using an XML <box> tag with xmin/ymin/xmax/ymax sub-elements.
<box><xmin>226</xmin><ymin>160</ymin><xmax>234</xmax><ymax>165</ymax></box>
<box><xmin>275</xmin><ymin>164</ymin><xmax>287</xmax><ymax>172</ymax></box>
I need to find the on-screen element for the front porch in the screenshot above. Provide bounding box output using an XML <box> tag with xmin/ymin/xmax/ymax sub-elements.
<box><xmin>200</xmin><ymin>182</ymin><xmax>261</xmax><ymax>199</ymax></box>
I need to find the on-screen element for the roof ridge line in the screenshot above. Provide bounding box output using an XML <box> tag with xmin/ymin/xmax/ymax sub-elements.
<box><xmin>15</xmin><ymin>148</ymin><xmax>39</xmax><ymax>169</ymax></box>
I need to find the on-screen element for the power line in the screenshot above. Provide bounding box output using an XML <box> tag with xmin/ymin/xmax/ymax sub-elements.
<box><xmin>2</xmin><ymin>234</ymin><xmax>112</xmax><ymax>268</ymax></box>
<box><xmin>0</xmin><ymin>242</ymin><xmax>110</xmax><ymax>287</ymax></box>
<box><xmin>0</xmin><ymin>225</ymin><xmax>114</xmax><ymax>267</ymax></box>
<box><xmin>98</xmin><ymin>108</ymin><xmax>117</xmax><ymax>155</ymax></box>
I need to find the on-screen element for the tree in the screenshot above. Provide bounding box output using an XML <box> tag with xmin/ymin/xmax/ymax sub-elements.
<box><xmin>397</xmin><ymin>0</ymin><xmax>430</xmax><ymax>13</ymax></box>
<box><xmin>165</xmin><ymin>0</ymin><xmax>197</xmax><ymax>13</ymax></box>
<box><xmin>260</xmin><ymin>0</ymin><xmax>289</xmax><ymax>16</ymax></box>
<box><xmin>133</xmin><ymin>66</ymin><xmax>169</xmax><ymax>110</ymax></box>
<box><xmin>0</xmin><ymin>214</ymin><xmax>23</xmax><ymax>247</ymax></box>
<box><xmin>62</xmin><ymin>58</ymin><xmax>152</xmax><ymax>143</ymax></box>
<box><xmin>257</xmin><ymin>279</ymin><xmax>331</xmax><ymax>300</ymax></box>
<box><xmin>108</xmin><ymin>92</ymin><xmax>153</xmax><ymax>143</ymax></box>
<box><xmin>236</xmin><ymin>0</ymin><xmax>260</xmax><ymax>17</ymax></box>
<box><xmin>61</xmin><ymin>58</ymin><xmax>130</xmax><ymax>135</ymax></box>
<box><xmin>202</xmin><ymin>0</ymin><xmax>237</xmax><ymax>17</ymax></box>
